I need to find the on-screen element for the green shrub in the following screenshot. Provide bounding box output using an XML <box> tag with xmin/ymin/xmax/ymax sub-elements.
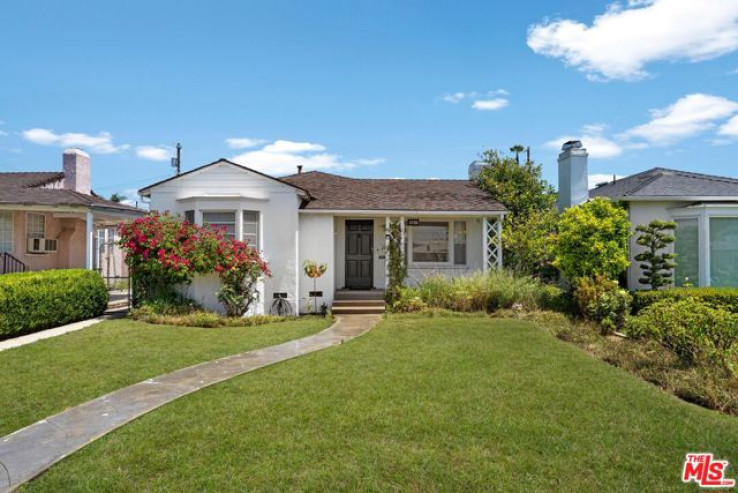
<box><xmin>129</xmin><ymin>298</ymin><xmax>291</xmax><ymax>328</ymax></box>
<box><xmin>632</xmin><ymin>287</ymin><xmax>738</xmax><ymax>314</ymax></box>
<box><xmin>626</xmin><ymin>298</ymin><xmax>738</xmax><ymax>369</ymax></box>
<box><xmin>0</xmin><ymin>269</ymin><xmax>108</xmax><ymax>337</ymax></box>
<box><xmin>391</xmin><ymin>287</ymin><xmax>427</xmax><ymax>313</ymax></box>
<box><xmin>390</xmin><ymin>270</ymin><xmax>560</xmax><ymax>313</ymax></box>
<box><xmin>574</xmin><ymin>276</ymin><xmax>632</xmax><ymax>334</ymax></box>
<box><xmin>538</xmin><ymin>284</ymin><xmax>575</xmax><ymax>313</ymax></box>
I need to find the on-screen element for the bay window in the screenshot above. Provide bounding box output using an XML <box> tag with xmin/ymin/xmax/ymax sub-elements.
<box><xmin>242</xmin><ymin>211</ymin><xmax>260</xmax><ymax>248</ymax></box>
<box><xmin>674</xmin><ymin>218</ymin><xmax>699</xmax><ymax>287</ymax></box>
<box><xmin>710</xmin><ymin>217</ymin><xmax>738</xmax><ymax>287</ymax></box>
<box><xmin>202</xmin><ymin>211</ymin><xmax>236</xmax><ymax>239</ymax></box>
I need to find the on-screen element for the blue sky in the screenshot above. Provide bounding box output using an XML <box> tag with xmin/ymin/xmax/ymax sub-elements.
<box><xmin>2</xmin><ymin>0</ymin><xmax>738</xmax><ymax>205</ymax></box>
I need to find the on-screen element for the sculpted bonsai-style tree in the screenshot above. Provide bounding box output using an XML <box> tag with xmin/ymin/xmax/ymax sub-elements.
<box><xmin>634</xmin><ymin>220</ymin><xmax>677</xmax><ymax>290</ymax></box>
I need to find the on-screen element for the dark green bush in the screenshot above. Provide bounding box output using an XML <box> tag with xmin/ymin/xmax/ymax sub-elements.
<box><xmin>626</xmin><ymin>298</ymin><xmax>738</xmax><ymax>369</ymax></box>
<box><xmin>632</xmin><ymin>287</ymin><xmax>738</xmax><ymax>314</ymax></box>
<box><xmin>0</xmin><ymin>269</ymin><xmax>109</xmax><ymax>337</ymax></box>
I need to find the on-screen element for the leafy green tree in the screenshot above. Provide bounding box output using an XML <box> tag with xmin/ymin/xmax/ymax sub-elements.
<box><xmin>554</xmin><ymin>197</ymin><xmax>631</xmax><ymax>281</ymax></box>
<box><xmin>634</xmin><ymin>220</ymin><xmax>677</xmax><ymax>290</ymax></box>
<box><xmin>477</xmin><ymin>149</ymin><xmax>556</xmax><ymax>220</ymax></box>
<box><xmin>509</xmin><ymin>144</ymin><xmax>525</xmax><ymax>164</ymax></box>
<box><xmin>110</xmin><ymin>192</ymin><xmax>126</xmax><ymax>203</ymax></box>
<box><xmin>476</xmin><ymin>148</ymin><xmax>557</xmax><ymax>277</ymax></box>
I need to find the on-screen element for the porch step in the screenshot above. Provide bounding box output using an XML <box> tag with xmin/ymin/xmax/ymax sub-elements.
<box><xmin>331</xmin><ymin>305</ymin><xmax>385</xmax><ymax>315</ymax></box>
<box><xmin>332</xmin><ymin>299</ymin><xmax>385</xmax><ymax>307</ymax></box>
<box><xmin>334</xmin><ymin>289</ymin><xmax>385</xmax><ymax>301</ymax></box>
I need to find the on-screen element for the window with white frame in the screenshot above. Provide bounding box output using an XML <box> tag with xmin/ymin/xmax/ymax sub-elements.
<box><xmin>0</xmin><ymin>211</ymin><xmax>12</xmax><ymax>253</ymax></box>
<box><xmin>412</xmin><ymin>222</ymin><xmax>449</xmax><ymax>263</ymax></box>
<box><xmin>26</xmin><ymin>213</ymin><xmax>46</xmax><ymax>241</ymax></box>
<box><xmin>674</xmin><ymin>218</ymin><xmax>699</xmax><ymax>287</ymax></box>
<box><xmin>202</xmin><ymin>211</ymin><xmax>236</xmax><ymax>239</ymax></box>
<box><xmin>453</xmin><ymin>221</ymin><xmax>467</xmax><ymax>265</ymax></box>
<box><xmin>710</xmin><ymin>217</ymin><xmax>738</xmax><ymax>287</ymax></box>
<box><xmin>242</xmin><ymin>211</ymin><xmax>259</xmax><ymax>248</ymax></box>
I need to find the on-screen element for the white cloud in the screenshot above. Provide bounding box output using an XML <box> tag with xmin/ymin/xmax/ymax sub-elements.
<box><xmin>231</xmin><ymin>139</ymin><xmax>384</xmax><ymax>175</ymax></box>
<box><xmin>718</xmin><ymin>114</ymin><xmax>738</xmax><ymax>137</ymax></box>
<box><xmin>22</xmin><ymin>128</ymin><xmax>129</xmax><ymax>154</ymax></box>
<box><xmin>620</xmin><ymin>93</ymin><xmax>738</xmax><ymax>145</ymax></box>
<box><xmin>225</xmin><ymin>137</ymin><xmax>267</xmax><ymax>149</ymax></box>
<box><xmin>0</xmin><ymin>130</ymin><xmax>7</xmax><ymax>137</ymax></box>
<box><xmin>441</xmin><ymin>90</ymin><xmax>510</xmax><ymax>109</ymax></box>
<box><xmin>472</xmin><ymin>98</ymin><xmax>510</xmax><ymax>111</ymax></box>
<box><xmin>442</xmin><ymin>92</ymin><xmax>466</xmax><ymax>103</ymax></box>
<box><xmin>136</xmin><ymin>145</ymin><xmax>172</xmax><ymax>161</ymax></box>
<box><xmin>544</xmin><ymin>124</ymin><xmax>623</xmax><ymax>158</ymax></box>
<box><xmin>528</xmin><ymin>0</ymin><xmax>738</xmax><ymax>81</ymax></box>
<box><xmin>589</xmin><ymin>173</ymin><xmax>625</xmax><ymax>189</ymax></box>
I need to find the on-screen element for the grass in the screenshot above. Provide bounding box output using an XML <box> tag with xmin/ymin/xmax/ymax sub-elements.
<box><xmin>23</xmin><ymin>314</ymin><xmax>738</xmax><ymax>492</ymax></box>
<box><xmin>0</xmin><ymin>316</ymin><xmax>331</xmax><ymax>437</ymax></box>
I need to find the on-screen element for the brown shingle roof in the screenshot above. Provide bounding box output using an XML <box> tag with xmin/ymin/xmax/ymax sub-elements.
<box><xmin>282</xmin><ymin>171</ymin><xmax>505</xmax><ymax>212</ymax></box>
<box><xmin>0</xmin><ymin>172</ymin><xmax>143</xmax><ymax>213</ymax></box>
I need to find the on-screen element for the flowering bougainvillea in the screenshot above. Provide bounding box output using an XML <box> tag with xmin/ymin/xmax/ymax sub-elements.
<box><xmin>118</xmin><ymin>212</ymin><xmax>270</xmax><ymax>315</ymax></box>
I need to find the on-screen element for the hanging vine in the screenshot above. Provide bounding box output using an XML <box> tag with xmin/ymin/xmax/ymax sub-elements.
<box><xmin>385</xmin><ymin>219</ymin><xmax>407</xmax><ymax>304</ymax></box>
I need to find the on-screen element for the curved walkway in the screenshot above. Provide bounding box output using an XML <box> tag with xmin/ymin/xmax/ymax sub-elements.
<box><xmin>0</xmin><ymin>314</ymin><xmax>380</xmax><ymax>492</ymax></box>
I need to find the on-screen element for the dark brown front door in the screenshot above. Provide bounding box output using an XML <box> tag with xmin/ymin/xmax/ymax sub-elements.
<box><xmin>345</xmin><ymin>220</ymin><xmax>373</xmax><ymax>289</ymax></box>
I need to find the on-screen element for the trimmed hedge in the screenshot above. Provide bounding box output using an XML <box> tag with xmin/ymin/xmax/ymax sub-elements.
<box><xmin>0</xmin><ymin>269</ymin><xmax>109</xmax><ymax>337</ymax></box>
<box><xmin>632</xmin><ymin>287</ymin><xmax>738</xmax><ymax>314</ymax></box>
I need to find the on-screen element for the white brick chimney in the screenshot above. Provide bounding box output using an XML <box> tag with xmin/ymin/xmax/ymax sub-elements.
<box><xmin>558</xmin><ymin>140</ymin><xmax>588</xmax><ymax>212</ymax></box>
<box><xmin>63</xmin><ymin>148</ymin><xmax>91</xmax><ymax>195</ymax></box>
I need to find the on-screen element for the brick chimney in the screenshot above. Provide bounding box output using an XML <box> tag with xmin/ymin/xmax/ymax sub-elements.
<box><xmin>63</xmin><ymin>148</ymin><xmax>91</xmax><ymax>195</ymax></box>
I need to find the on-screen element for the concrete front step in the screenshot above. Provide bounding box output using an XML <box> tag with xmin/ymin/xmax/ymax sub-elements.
<box><xmin>334</xmin><ymin>290</ymin><xmax>385</xmax><ymax>301</ymax></box>
<box><xmin>332</xmin><ymin>305</ymin><xmax>385</xmax><ymax>315</ymax></box>
<box><xmin>333</xmin><ymin>299</ymin><xmax>385</xmax><ymax>307</ymax></box>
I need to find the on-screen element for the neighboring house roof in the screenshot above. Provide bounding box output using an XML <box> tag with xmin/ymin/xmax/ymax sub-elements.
<box><xmin>281</xmin><ymin>171</ymin><xmax>506</xmax><ymax>212</ymax></box>
<box><xmin>590</xmin><ymin>167</ymin><xmax>738</xmax><ymax>200</ymax></box>
<box><xmin>0</xmin><ymin>172</ymin><xmax>142</xmax><ymax>213</ymax></box>
<box><xmin>138</xmin><ymin>159</ymin><xmax>310</xmax><ymax>196</ymax></box>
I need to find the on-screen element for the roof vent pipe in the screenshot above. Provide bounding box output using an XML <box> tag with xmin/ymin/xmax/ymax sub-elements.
<box><xmin>297</xmin><ymin>165</ymin><xmax>303</xmax><ymax>174</ymax></box>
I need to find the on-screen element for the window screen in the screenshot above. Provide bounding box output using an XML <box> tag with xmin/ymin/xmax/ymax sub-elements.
<box><xmin>202</xmin><ymin>211</ymin><xmax>236</xmax><ymax>239</ymax></box>
<box><xmin>242</xmin><ymin>211</ymin><xmax>259</xmax><ymax>248</ymax></box>
<box><xmin>27</xmin><ymin>213</ymin><xmax>46</xmax><ymax>240</ymax></box>
<box><xmin>710</xmin><ymin>217</ymin><xmax>738</xmax><ymax>287</ymax></box>
<box><xmin>674</xmin><ymin>218</ymin><xmax>699</xmax><ymax>287</ymax></box>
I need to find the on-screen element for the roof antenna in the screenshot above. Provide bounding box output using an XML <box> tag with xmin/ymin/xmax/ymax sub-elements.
<box><xmin>171</xmin><ymin>143</ymin><xmax>182</xmax><ymax>175</ymax></box>
<box><xmin>612</xmin><ymin>174</ymin><xmax>616</xmax><ymax>183</ymax></box>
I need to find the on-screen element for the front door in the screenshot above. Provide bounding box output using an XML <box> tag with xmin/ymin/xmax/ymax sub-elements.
<box><xmin>345</xmin><ymin>220</ymin><xmax>373</xmax><ymax>289</ymax></box>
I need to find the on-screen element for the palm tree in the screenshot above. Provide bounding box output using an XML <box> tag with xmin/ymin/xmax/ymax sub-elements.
<box><xmin>510</xmin><ymin>144</ymin><xmax>525</xmax><ymax>164</ymax></box>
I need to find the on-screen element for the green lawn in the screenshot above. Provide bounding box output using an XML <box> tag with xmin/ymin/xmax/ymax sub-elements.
<box><xmin>23</xmin><ymin>315</ymin><xmax>738</xmax><ymax>492</ymax></box>
<box><xmin>0</xmin><ymin>317</ymin><xmax>330</xmax><ymax>437</ymax></box>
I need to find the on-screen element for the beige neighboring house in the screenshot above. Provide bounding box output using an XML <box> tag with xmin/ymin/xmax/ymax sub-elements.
<box><xmin>0</xmin><ymin>149</ymin><xmax>144</xmax><ymax>277</ymax></box>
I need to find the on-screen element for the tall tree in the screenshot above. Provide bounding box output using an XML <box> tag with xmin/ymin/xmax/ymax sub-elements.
<box><xmin>634</xmin><ymin>220</ymin><xmax>677</xmax><ymax>290</ymax></box>
<box><xmin>509</xmin><ymin>144</ymin><xmax>525</xmax><ymax>164</ymax></box>
<box><xmin>476</xmin><ymin>148</ymin><xmax>557</xmax><ymax>277</ymax></box>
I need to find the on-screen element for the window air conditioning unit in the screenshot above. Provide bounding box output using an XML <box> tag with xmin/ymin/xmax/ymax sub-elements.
<box><xmin>27</xmin><ymin>238</ymin><xmax>45</xmax><ymax>253</ymax></box>
<box><xmin>44</xmin><ymin>239</ymin><xmax>58</xmax><ymax>252</ymax></box>
<box><xmin>27</xmin><ymin>238</ymin><xmax>58</xmax><ymax>253</ymax></box>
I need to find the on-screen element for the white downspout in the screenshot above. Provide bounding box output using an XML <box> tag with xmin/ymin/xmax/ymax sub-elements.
<box><xmin>85</xmin><ymin>211</ymin><xmax>94</xmax><ymax>270</ymax></box>
<box><xmin>385</xmin><ymin>216</ymin><xmax>390</xmax><ymax>289</ymax></box>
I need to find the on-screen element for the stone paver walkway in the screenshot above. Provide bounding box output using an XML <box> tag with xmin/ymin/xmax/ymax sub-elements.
<box><xmin>0</xmin><ymin>314</ymin><xmax>380</xmax><ymax>491</ymax></box>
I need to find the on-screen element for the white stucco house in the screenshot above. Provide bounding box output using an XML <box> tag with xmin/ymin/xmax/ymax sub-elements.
<box><xmin>558</xmin><ymin>140</ymin><xmax>738</xmax><ymax>290</ymax></box>
<box><xmin>139</xmin><ymin>160</ymin><xmax>506</xmax><ymax>314</ymax></box>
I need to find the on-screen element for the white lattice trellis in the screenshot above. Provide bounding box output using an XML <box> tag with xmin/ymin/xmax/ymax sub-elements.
<box><xmin>483</xmin><ymin>217</ymin><xmax>503</xmax><ymax>272</ymax></box>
